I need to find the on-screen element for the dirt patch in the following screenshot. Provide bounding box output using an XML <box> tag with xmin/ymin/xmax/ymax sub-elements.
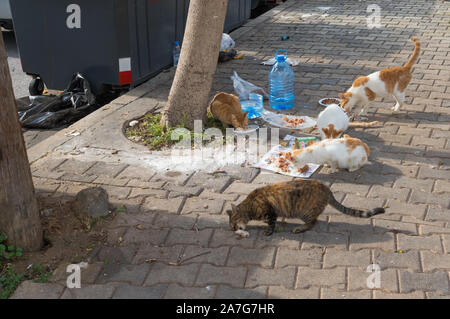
<box><xmin>1</xmin><ymin>193</ymin><xmax>115</xmax><ymax>297</ymax></box>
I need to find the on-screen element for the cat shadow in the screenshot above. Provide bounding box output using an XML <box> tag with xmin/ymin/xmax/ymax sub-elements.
<box><xmin>253</xmin><ymin>220</ymin><xmax>411</xmax><ymax>246</ymax></box>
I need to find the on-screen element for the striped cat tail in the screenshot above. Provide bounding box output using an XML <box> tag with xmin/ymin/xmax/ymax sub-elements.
<box><xmin>403</xmin><ymin>37</ymin><xmax>420</xmax><ymax>70</ymax></box>
<box><xmin>328</xmin><ymin>195</ymin><xmax>385</xmax><ymax>218</ymax></box>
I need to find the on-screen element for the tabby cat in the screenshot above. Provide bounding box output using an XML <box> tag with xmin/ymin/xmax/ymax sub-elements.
<box><xmin>209</xmin><ymin>92</ymin><xmax>249</xmax><ymax>130</ymax></box>
<box><xmin>227</xmin><ymin>179</ymin><xmax>384</xmax><ymax>236</ymax></box>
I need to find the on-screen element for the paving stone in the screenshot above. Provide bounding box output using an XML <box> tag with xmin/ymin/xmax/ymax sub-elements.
<box><xmin>426</xmin><ymin>291</ymin><xmax>450</xmax><ymax>299</ymax></box>
<box><xmin>113</xmin><ymin>284</ymin><xmax>167</xmax><ymax>299</ymax></box>
<box><xmin>373</xmin><ymin>291</ymin><xmax>425</xmax><ymax>299</ymax></box>
<box><xmin>276</xmin><ymin>248</ymin><xmax>323</xmax><ymax>268</ymax></box>
<box><xmin>166</xmin><ymin>228</ymin><xmax>213</xmax><ymax>246</ymax></box>
<box><xmin>128</xmin><ymin>187</ymin><xmax>167</xmax><ymax>199</ymax></box>
<box><xmin>222</xmin><ymin>165</ymin><xmax>259</xmax><ymax>182</ymax></box>
<box><xmin>399</xmin><ymin>271</ymin><xmax>449</xmax><ymax>293</ymax></box>
<box><xmin>97</xmin><ymin>263</ymin><xmax>150</xmax><ymax>285</ymax></box>
<box><xmin>60</xmin><ymin>173</ymin><xmax>98</xmax><ymax>183</ymax></box>
<box><xmin>216</xmin><ymin>285</ymin><xmax>268</xmax><ymax>299</ymax></box>
<box><xmin>152</xmin><ymin>213</ymin><xmax>197</xmax><ymax>229</ymax></box>
<box><xmin>198</xmin><ymin>190</ymin><xmax>239</xmax><ymax>201</ymax></box>
<box><xmin>181</xmin><ymin>197</ymin><xmax>224</xmax><ymax>215</ymax></box>
<box><xmin>297</xmin><ymin>267</ymin><xmax>346</xmax><ymax>290</ymax></box>
<box><xmin>180</xmin><ymin>245</ymin><xmax>229</xmax><ymax>266</ymax></box>
<box><xmin>373</xmin><ymin>249</ymin><xmax>421</xmax><ymax>271</ymax></box>
<box><xmin>61</xmin><ymin>284</ymin><xmax>116</xmax><ymax>299</ymax></box>
<box><xmin>322</xmin><ymin>288</ymin><xmax>371</xmax><ymax>299</ymax></box>
<box><xmin>11</xmin><ymin>281</ymin><xmax>65</xmax><ymax>299</ymax></box>
<box><xmin>228</xmin><ymin>247</ymin><xmax>276</xmax><ymax>268</ymax></box>
<box><xmin>209</xmin><ymin>228</ymin><xmax>257</xmax><ymax>248</ymax></box>
<box><xmin>254</xmin><ymin>230</ymin><xmax>302</xmax><ymax>250</ymax></box>
<box><xmin>151</xmin><ymin>171</ymin><xmax>193</xmax><ymax>186</ymax></box>
<box><xmin>342</xmin><ymin>195</ymin><xmax>384</xmax><ymax>211</ymax></box>
<box><xmin>348</xmin><ymin>268</ymin><xmax>398</xmax><ymax>292</ymax></box>
<box><xmin>186</xmin><ymin>172</ymin><xmax>233</xmax><ymax>192</ymax></box>
<box><xmin>397</xmin><ymin>234</ymin><xmax>442</xmax><ymax>252</ymax></box>
<box><xmin>54</xmin><ymin>159</ymin><xmax>96</xmax><ymax>175</ymax></box>
<box><xmin>122</xmin><ymin>227</ymin><xmax>169</xmax><ymax>245</ymax></box>
<box><xmin>195</xmin><ymin>214</ymin><xmax>229</xmax><ymax>230</ymax></box>
<box><xmin>385</xmin><ymin>200</ymin><xmax>427</xmax><ymax>219</ymax></box>
<box><xmin>368</xmin><ymin>185</ymin><xmax>410</xmax><ymax>201</ymax></box>
<box><xmin>373</xmin><ymin>219</ymin><xmax>417</xmax><ymax>235</ymax></box>
<box><xmin>116</xmin><ymin>166</ymin><xmax>156</xmax><ymax>181</ymax></box>
<box><xmin>223</xmin><ymin>181</ymin><xmax>261</xmax><ymax>194</ymax></box>
<box><xmin>393</xmin><ymin>176</ymin><xmax>434</xmax><ymax>192</ymax></box>
<box><xmin>252</xmin><ymin>172</ymin><xmax>293</xmax><ymax>184</ymax></box>
<box><xmin>328</xmin><ymin>215</ymin><xmax>372</xmax><ymax>233</ymax></box>
<box><xmin>94</xmin><ymin>245</ymin><xmax>139</xmax><ymax>264</ymax></box>
<box><xmin>132</xmin><ymin>244</ymin><xmax>183</xmax><ymax>264</ymax></box>
<box><xmin>324</xmin><ymin>248</ymin><xmax>370</xmax><ymax>268</ymax></box>
<box><xmin>126</xmin><ymin>180</ymin><xmax>166</xmax><ymax>189</ymax></box>
<box><xmin>102</xmin><ymin>185</ymin><xmax>131</xmax><ymax>200</ymax></box>
<box><xmin>330</xmin><ymin>183</ymin><xmax>370</xmax><ymax>197</ymax></box>
<box><xmin>85</xmin><ymin>162</ymin><xmax>128</xmax><ymax>178</ymax></box>
<box><xmin>141</xmin><ymin>196</ymin><xmax>185</xmax><ymax>214</ymax></box>
<box><xmin>434</xmin><ymin>180</ymin><xmax>450</xmax><ymax>193</ymax></box>
<box><xmin>246</xmin><ymin>266</ymin><xmax>296</xmax><ymax>289</ymax></box>
<box><xmin>196</xmin><ymin>264</ymin><xmax>247</xmax><ymax>288</ymax></box>
<box><xmin>421</xmin><ymin>251</ymin><xmax>450</xmax><ymax>272</ymax></box>
<box><xmin>418</xmin><ymin>167</ymin><xmax>450</xmax><ymax>180</ymax></box>
<box><xmin>164</xmin><ymin>284</ymin><xmax>216</xmax><ymax>299</ymax></box>
<box><xmin>409</xmin><ymin>190</ymin><xmax>450</xmax><ymax>208</ymax></box>
<box><xmin>302</xmin><ymin>231</ymin><xmax>348</xmax><ymax>250</ymax></box>
<box><xmin>269</xmin><ymin>286</ymin><xmax>319</xmax><ymax>299</ymax></box>
<box><xmin>145</xmin><ymin>263</ymin><xmax>200</xmax><ymax>286</ymax></box>
<box><xmin>349</xmin><ymin>232</ymin><xmax>395</xmax><ymax>251</ymax></box>
<box><xmin>164</xmin><ymin>183</ymin><xmax>203</xmax><ymax>197</ymax></box>
<box><xmin>420</xmin><ymin>224</ymin><xmax>450</xmax><ymax>236</ymax></box>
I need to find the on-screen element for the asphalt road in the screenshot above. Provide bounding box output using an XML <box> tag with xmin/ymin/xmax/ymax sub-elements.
<box><xmin>2</xmin><ymin>29</ymin><xmax>29</xmax><ymax>98</ymax></box>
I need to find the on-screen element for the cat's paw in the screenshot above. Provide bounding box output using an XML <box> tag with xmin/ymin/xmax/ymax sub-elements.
<box><xmin>235</xmin><ymin>229</ymin><xmax>249</xmax><ymax>238</ymax></box>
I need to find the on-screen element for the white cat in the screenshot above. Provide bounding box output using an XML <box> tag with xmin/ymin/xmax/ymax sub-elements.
<box><xmin>316</xmin><ymin>104</ymin><xmax>380</xmax><ymax>139</ymax></box>
<box><xmin>317</xmin><ymin>104</ymin><xmax>349</xmax><ymax>140</ymax></box>
<box><xmin>292</xmin><ymin>135</ymin><xmax>370</xmax><ymax>172</ymax></box>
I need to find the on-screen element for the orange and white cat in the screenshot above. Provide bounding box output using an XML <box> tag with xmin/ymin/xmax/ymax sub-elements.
<box><xmin>339</xmin><ymin>37</ymin><xmax>420</xmax><ymax>115</ymax></box>
<box><xmin>293</xmin><ymin>135</ymin><xmax>370</xmax><ymax>172</ymax></box>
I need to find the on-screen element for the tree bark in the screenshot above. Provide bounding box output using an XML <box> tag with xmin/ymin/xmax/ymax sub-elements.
<box><xmin>161</xmin><ymin>0</ymin><xmax>228</xmax><ymax>130</ymax></box>
<box><xmin>0</xmin><ymin>33</ymin><xmax>43</xmax><ymax>252</ymax></box>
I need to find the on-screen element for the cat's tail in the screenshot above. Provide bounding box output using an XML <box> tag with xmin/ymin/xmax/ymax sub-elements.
<box><xmin>403</xmin><ymin>37</ymin><xmax>420</xmax><ymax>70</ymax></box>
<box><xmin>328</xmin><ymin>194</ymin><xmax>385</xmax><ymax>218</ymax></box>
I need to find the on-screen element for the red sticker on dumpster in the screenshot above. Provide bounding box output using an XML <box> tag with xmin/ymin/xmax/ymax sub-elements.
<box><xmin>119</xmin><ymin>57</ymin><xmax>132</xmax><ymax>85</ymax></box>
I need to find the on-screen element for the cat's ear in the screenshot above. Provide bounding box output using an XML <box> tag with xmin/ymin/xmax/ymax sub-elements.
<box><xmin>231</xmin><ymin>203</ymin><xmax>238</xmax><ymax>214</ymax></box>
<box><xmin>226</xmin><ymin>210</ymin><xmax>232</xmax><ymax>216</ymax></box>
<box><xmin>338</xmin><ymin>93</ymin><xmax>344</xmax><ymax>99</ymax></box>
<box><xmin>243</xmin><ymin>111</ymin><xmax>249</xmax><ymax>119</ymax></box>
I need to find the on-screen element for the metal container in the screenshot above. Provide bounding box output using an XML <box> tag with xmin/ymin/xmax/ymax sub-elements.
<box><xmin>10</xmin><ymin>0</ymin><xmax>251</xmax><ymax>95</ymax></box>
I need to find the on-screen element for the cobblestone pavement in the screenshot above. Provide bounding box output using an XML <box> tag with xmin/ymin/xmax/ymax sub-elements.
<box><xmin>14</xmin><ymin>0</ymin><xmax>450</xmax><ymax>298</ymax></box>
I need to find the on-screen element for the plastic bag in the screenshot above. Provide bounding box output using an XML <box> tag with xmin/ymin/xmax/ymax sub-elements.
<box><xmin>220</xmin><ymin>33</ymin><xmax>235</xmax><ymax>51</ymax></box>
<box><xmin>19</xmin><ymin>73</ymin><xmax>99</xmax><ymax>129</ymax></box>
<box><xmin>230</xmin><ymin>71</ymin><xmax>269</xmax><ymax>101</ymax></box>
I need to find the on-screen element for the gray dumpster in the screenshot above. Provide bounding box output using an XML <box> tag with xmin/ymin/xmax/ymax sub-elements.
<box><xmin>10</xmin><ymin>0</ymin><xmax>251</xmax><ymax>96</ymax></box>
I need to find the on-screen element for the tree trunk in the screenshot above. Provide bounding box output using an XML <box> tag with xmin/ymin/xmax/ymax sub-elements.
<box><xmin>0</xmin><ymin>33</ymin><xmax>43</xmax><ymax>252</ymax></box>
<box><xmin>161</xmin><ymin>0</ymin><xmax>228</xmax><ymax>130</ymax></box>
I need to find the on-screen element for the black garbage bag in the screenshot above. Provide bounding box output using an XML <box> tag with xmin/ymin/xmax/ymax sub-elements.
<box><xmin>19</xmin><ymin>73</ymin><xmax>98</xmax><ymax>129</ymax></box>
<box><xmin>218</xmin><ymin>49</ymin><xmax>237</xmax><ymax>63</ymax></box>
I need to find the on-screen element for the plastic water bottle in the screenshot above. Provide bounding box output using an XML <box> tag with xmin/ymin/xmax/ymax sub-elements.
<box><xmin>240</xmin><ymin>93</ymin><xmax>264</xmax><ymax>119</ymax></box>
<box><xmin>268</xmin><ymin>50</ymin><xmax>295</xmax><ymax>110</ymax></box>
<box><xmin>173</xmin><ymin>41</ymin><xmax>181</xmax><ymax>67</ymax></box>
